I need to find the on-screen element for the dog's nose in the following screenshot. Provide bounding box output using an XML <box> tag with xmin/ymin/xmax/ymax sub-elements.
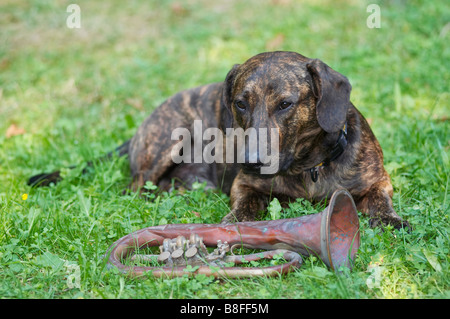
<box><xmin>242</xmin><ymin>162</ymin><xmax>264</xmax><ymax>173</ymax></box>
<box><xmin>242</xmin><ymin>161</ymin><xmax>264</xmax><ymax>170</ymax></box>
<box><xmin>242</xmin><ymin>151</ymin><xmax>264</xmax><ymax>171</ymax></box>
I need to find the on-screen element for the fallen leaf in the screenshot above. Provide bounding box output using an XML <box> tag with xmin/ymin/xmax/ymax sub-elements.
<box><xmin>171</xmin><ymin>2</ymin><xmax>189</xmax><ymax>16</ymax></box>
<box><xmin>432</xmin><ymin>115</ymin><xmax>448</xmax><ymax>122</ymax></box>
<box><xmin>271</xmin><ymin>0</ymin><xmax>293</xmax><ymax>6</ymax></box>
<box><xmin>6</xmin><ymin>124</ymin><xmax>26</xmax><ymax>138</ymax></box>
<box><xmin>265</xmin><ymin>33</ymin><xmax>285</xmax><ymax>51</ymax></box>
<box><xmin>126</xmin><ymin>97</ymin><xmax>144</xmax><ymax>111</ymax></box>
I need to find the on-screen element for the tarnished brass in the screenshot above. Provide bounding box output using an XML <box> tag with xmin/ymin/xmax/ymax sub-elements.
<box><xmin>106</xmin><ymin>189</ymin><xmax>360</xmax><ymax>278</ymax></box>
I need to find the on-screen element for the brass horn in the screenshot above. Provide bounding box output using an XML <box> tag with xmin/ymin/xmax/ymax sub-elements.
<box><xmin>105</xmin><ymin>189</ymin><xmax>360</xmax><ymax>278</ymax></box>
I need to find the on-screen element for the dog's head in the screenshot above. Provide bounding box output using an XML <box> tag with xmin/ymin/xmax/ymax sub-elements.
<box><xmin>221</xmin><ymin>51</ymin><xmax>352</xmax><ymax>175</ymax></box>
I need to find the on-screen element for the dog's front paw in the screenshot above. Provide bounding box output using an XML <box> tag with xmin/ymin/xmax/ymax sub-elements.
<box><xmin>221</xmin><ymin>209</ymin><xmax>257</xmax><ymax>224</ymax></box>
<box><xmin>221</xmin><ymin>211</ymin><xmax>239</xmax><ymax>224</ymax></box>
<box><xmin>369</xmin><ymin>215</ymin><xmax>412</xmax><ymax>232</ymax></box>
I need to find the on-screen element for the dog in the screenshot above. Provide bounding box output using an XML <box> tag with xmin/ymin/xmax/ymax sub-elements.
<box><xmin>29</xmin><ymin>51</ymin><xmax>409</xmax><ymax>229</ymax></box>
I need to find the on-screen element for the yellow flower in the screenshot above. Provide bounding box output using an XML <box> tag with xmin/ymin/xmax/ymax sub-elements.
<box><xmin>22</xmin><ymin>193</ymin><xmax>28</xmax><ymax>200</ymax></box>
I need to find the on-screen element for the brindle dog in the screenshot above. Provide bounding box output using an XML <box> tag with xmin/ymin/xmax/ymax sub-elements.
<box><xmin>29</xmin><ymin>51</ymin><xmax>409</xmax><ymax>229</ymax></box>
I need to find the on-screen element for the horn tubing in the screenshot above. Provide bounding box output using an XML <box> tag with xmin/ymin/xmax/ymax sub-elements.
<box><xmin>106</xmin><ymin>189</ymin><xmax>360</xmax><ymax>276</ymax></box>
<box><xmin>108</xmin><ymin>249</ymin><xmax>301</xmax><ymax>278</ymax></box>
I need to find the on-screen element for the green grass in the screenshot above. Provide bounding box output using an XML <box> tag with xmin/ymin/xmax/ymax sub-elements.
<box><xmin>0</xmin><ymin>0</ymin><xmax>448</xmax><ymax>299</ymax></box>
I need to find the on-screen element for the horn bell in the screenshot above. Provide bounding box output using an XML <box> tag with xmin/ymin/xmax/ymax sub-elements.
<box><xmin>319</xmin><ymin>188</ymin><xmax>360</xmax><ymax>270</ymax></box>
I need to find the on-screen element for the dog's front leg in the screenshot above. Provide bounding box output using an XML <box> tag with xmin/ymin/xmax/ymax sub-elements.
<box><xmin>221</xmin><ymin>174</ymin><xmax>268</xmax><ymax>223</ymax></box>
<box><xmin>356</xmin><ymin>177</ymin><xmax>410</xmax><ymax>230</ymax></box>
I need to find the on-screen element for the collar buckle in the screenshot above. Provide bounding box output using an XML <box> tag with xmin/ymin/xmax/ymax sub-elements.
<box><xmin>307</xmin><ymin>123</ymin><xmax>348</xmax><ymax>183</ymax></box>
<box><xmin>309</xmin><ymin>165</ymin><xmax>321</xmax><ymax>183</ymax></box>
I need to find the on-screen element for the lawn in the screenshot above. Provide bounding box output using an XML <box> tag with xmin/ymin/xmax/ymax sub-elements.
<box><xmin>0</xmin><ymin>0</ymin><xmax>448</xmax><ymax>299</ymax></box>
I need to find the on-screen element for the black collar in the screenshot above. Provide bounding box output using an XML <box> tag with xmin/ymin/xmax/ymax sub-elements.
<box><xmin>307</xmin><ymin>123</ymin><xmax>348</xmax><ymax>182</ymax></box>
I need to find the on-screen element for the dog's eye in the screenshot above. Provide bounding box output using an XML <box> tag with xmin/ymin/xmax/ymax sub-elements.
<box><xmin>235</xmin><ymin>101</ymin><xmax>247</xmax><ymax>111</ymax></box>
<box><xmin>279</xmin><ymin>101</ymin><xmax>293</xmax><ymax>111</ymax></box>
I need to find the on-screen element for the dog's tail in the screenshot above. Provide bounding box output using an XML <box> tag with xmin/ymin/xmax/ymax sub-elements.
<box><xmin>27</xmin><ymin>140</ymin><xmax>131</xmax><ymax>187</ymax></box>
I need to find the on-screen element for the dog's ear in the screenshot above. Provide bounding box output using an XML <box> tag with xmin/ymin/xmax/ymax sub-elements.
<box><xmin>220</xmin><ymin>64</ymin><xmax>240</xmax><ymax>131</ymax></box>
<box><xmin>306</xmin><ymin>59</ymin><xmax>352</xmax><ymax>133</ymax></box>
